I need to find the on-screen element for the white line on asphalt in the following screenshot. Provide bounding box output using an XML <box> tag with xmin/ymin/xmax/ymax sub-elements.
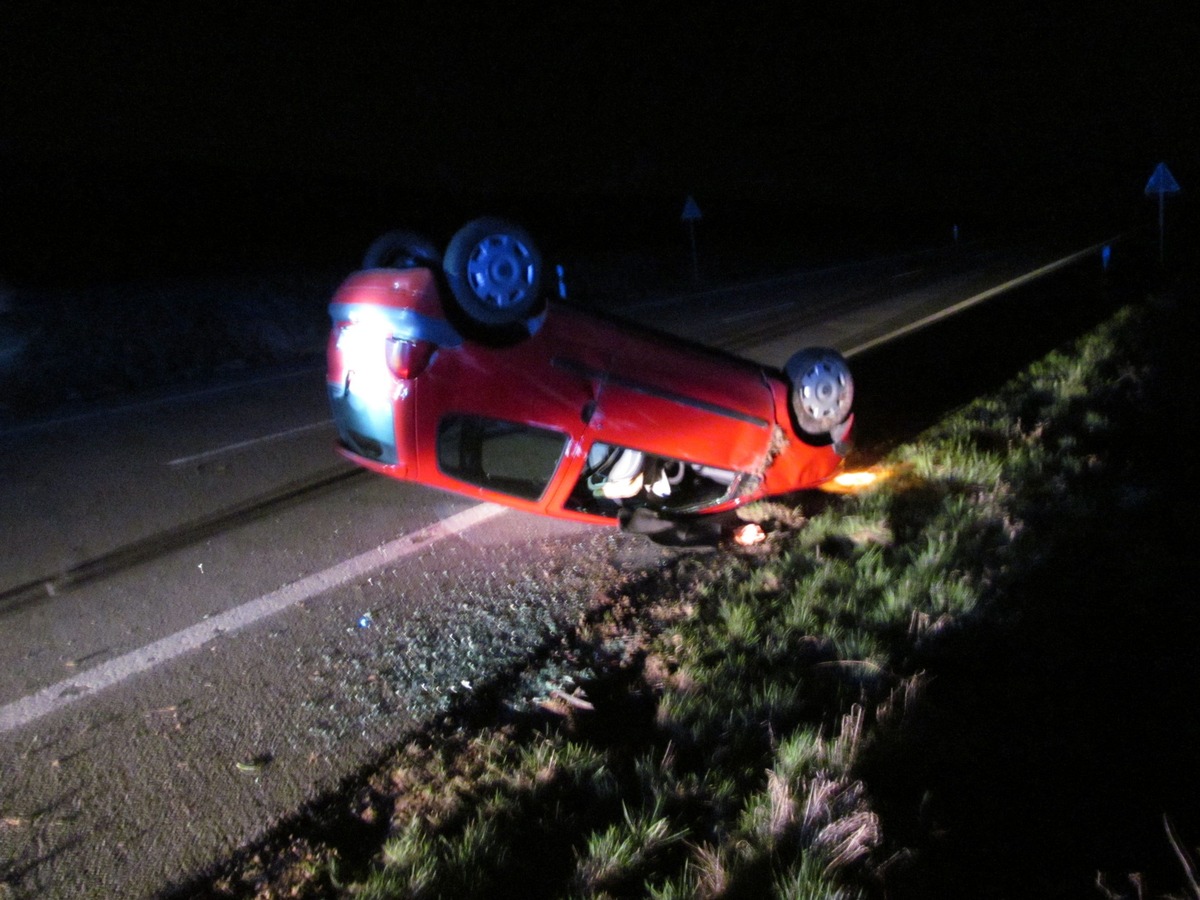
<box><xmin>167</xmin><ymin>419</ymin><xmax>333</xmax><ymax>467</ymax></box>
<box><xmin>843</xmin><ymin>241</ymin><xmax>1110</xmax><ymax>359</ymax></box>
<box><xmin>718</xmin><ymin>299</ymin><xmax>798</xmax><ymax>325</ymax></box>
<box><xmin>0</xmin><ymin>502</ymin><xmax>508</xmax><ymax>734</ymax></box>
<box><xmin>624</xmin><ymin>246</ymin><xmax>959</xmax><ymax>314</ymax></box>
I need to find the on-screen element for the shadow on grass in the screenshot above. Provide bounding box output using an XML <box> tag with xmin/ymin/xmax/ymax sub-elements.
<box><xmin>862</xmin><ymin>502</ymin><xmax>1200</xmax><ymax>897</ymax></box>
<box><xmin>860</xmin><ymin>273</ymin><xmax>1200</xmax><ymax>898</ymax></box>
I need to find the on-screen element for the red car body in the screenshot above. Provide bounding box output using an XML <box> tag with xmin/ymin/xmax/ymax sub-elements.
<box><xmin>326</xmin><ymin>265</ymin><xmax>852</xmax><ymax>528</ymax></box>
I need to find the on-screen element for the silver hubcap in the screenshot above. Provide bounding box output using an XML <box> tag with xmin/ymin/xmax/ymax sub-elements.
<box><xmin>796</xmin><ymin>356</ymin><xmax>851</xmax><ymax>423</ymax></box>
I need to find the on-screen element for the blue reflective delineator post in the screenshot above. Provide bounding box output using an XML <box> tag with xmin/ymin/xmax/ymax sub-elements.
<box><xmin>681</xmin><ymin>195</ymin><xmax>702</xmax><ymax>283</ymax></box>
<box><xmin>1101</xmin><ymin>244</ymin><xmax>1112</xmax><ymax>272</ymax></box>
<box><xmin>556</xmin><ymin>264</ymin><xmax>567</xmax><ymax>300</ymax></box>
<box><xmin>1144</xmin><ymin>162</ymin><xmax>1182</xmax><ymax>265</ymax></box>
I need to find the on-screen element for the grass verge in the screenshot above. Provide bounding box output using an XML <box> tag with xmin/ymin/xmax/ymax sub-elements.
<box><xmin>180</xmin><ymin>278</ymin><xmax>1198</xmax><ymax>898</ymax></box>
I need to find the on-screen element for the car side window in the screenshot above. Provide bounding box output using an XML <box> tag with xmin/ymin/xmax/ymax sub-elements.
<box><xmin>436</xmin><ymin>415</ymin><xmax>567</xmax><ymax>501</ymax></box>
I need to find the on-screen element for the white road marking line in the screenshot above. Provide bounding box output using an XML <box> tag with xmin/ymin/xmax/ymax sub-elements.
<box><xmin>167</xmin><ymin>419</ymin><xmax>333</xmax><ymax>467</ymax></box>
<box><xmin>843</xmin><ymin>241</ymin><xmax>1110</xmax><ymax>359</ymax></box>
<box><xmin>625</xmin><ymin>260</ymin><xmax>865</xmax><ymax>312</ymax></box>
<box><xmin>718</xmin><ymin>299</ymin><xmax>798</xmax><ymax>325</ymax></box>
<box><xmin>625</xmin><ymin>248</ymin><xmax>956</xmax><ymax>314</ymax></box>
<box><xmin>0</xmin><ymin>502</ymin><xmax>507</xmax><ymax>734</ymax></box>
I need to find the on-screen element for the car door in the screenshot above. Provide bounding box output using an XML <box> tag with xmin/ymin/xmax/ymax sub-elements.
<box><xmin>575</xmin><ymin>326</ymin><xmax>776</xmax><ymax>474</ymax></box>
<box><xmin>411</xmin><ymin>316</ymin><xmax>597</xmax><ymax>515</ymax></box>
<box><xmin>539</xmin><ymin>310</ymin><xmax>779</xmax><ymax>519</ymax></box>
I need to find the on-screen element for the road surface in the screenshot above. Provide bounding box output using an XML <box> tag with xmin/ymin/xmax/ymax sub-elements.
<box><xmin>0</xmin><ymin>238</ymin><xmax>1118</xmax><ymax>898</ymax></box>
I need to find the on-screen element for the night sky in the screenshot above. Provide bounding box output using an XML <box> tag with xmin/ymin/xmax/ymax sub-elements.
<box><xmin>3</xmin><ymin>3</ymin><xmax>1197</xmax><ymax>279</ymax></box>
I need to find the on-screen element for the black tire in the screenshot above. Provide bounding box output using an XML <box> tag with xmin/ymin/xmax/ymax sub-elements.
<box><xmin>442</xmin><ymin>218</ymin><xmax>543</xmax><ymax>326</ymax></box>
<box><xmin>785</xmin><ymin>347</ymin><xmax>854</xmax><ymax>439</ymax></box>
<box><xmin>362</xmin><ymin>230</ymin><xmax>442</xmax><ymax>270</ymax></box>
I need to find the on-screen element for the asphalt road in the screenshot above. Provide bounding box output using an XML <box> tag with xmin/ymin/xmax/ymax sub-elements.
<box><xmin>0</xmin><ymin>237</ymin><xmax>1122</xmax><ymax>899</ymax></box>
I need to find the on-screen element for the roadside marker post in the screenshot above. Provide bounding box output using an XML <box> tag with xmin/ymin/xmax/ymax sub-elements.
<box><xmin>681</xmin><ymin>195</ymin><xmax>702</xmax><ymax>283</ymax></box>
<box><xmin>1144</xmin><ymin>162</ymin><xmax>1181</xmax><ymax>265</ymax></box>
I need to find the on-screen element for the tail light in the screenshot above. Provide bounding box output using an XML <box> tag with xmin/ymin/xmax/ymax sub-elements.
<box><xmin>385</xmin><ymin>338</ymin><xmax>436</xmax><ymax>379</ymax></box>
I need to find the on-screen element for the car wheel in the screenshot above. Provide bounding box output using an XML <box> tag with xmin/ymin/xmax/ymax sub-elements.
<box><xmin>785</xmin><ymin>347</ymin><xmax>853</xmax><ymax>439</ymax></box>
<box><xmin>443</xmin><ymin>218</ymin><xmax>543</xmax><ymax>326</ymax></box>
<box><xmin>362</xmin><ymin>230</ymin><xmax>442</xmax><ymax>270</ymax></box>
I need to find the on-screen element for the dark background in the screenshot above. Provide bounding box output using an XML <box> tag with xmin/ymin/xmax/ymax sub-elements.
<box><xmin>3</xmin><ymin>9</ymin><xmax>1200</xmax><ymax>892</ymax></box>
<box><xmin>2</xmin><ymin>2</ymin><xmax>1197</xmax><ymax>285</ymax></box>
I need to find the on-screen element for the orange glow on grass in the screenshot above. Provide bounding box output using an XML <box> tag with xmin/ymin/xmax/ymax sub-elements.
<box><xmin>819</xmin><ymin>468</ymin><xmax>890</xmax><ymax>494</ymax></box>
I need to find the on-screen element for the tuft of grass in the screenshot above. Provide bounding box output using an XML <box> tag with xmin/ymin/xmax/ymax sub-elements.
<box><xmin>574</xmin><ymin>803</ymin><xmax>687</xmax><ymax>895</ymax></box>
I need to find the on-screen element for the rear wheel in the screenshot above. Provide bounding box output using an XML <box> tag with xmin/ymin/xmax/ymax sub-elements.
<box><xmin>362</xmin><ymin>230</ymin><xmax>442</xmax><ymax>270</ymax></box>
<box><xmin>443</xmin><ymin>218</ymin><xmax>543</xmax><ymax>326</ymax></box>
<box><xmin>785</xmin><ymin>347</ymin><xmax>853</xmax><ymax>440</ymax></box>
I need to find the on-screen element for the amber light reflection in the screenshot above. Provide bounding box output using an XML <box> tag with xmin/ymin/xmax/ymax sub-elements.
<box><xmin>818</xmin><ymin>468</ymin><xmax>890</xmax><ymax>494</ymax></box>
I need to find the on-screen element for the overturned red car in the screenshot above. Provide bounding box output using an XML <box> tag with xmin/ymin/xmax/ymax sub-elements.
<box><xmin>326</xmin><ymin>218</ymin><xmax>854</xmax><ymax>534</ymax></box>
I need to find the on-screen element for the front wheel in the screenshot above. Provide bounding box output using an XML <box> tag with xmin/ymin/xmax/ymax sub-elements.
<box><xmin>785</xmin><ymin>347</ymin><xmax>853</xmax><ymax>440</ymax></box>
<box><xmin>442</xmin><ymin>218</ymin><xmax>543</xmax><ymax>326</ymax></box>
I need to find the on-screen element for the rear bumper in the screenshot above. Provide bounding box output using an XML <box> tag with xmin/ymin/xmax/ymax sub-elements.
<box><xmin>335</xmin><ymin>442</ymin><xmax>409</xmax><ymax>479</ymax></box>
